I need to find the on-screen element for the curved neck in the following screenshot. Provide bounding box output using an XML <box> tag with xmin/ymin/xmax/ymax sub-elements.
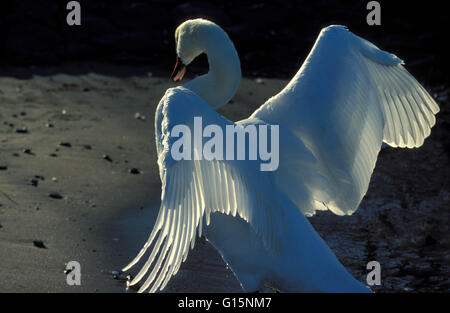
<box><xmin>184</xmin><ymin>30</ymin><xmax>241</xmax><ymax>110</ymax></box>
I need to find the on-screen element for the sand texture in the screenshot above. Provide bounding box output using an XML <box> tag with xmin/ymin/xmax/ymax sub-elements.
<box><xmin>0</xmin><ymin>64</ymin><xmax>448</xmax><ymax>292</ymax></box>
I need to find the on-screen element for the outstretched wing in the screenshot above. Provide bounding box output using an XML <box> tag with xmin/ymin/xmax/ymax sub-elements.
<box><xmin>251</xmin><ymin>25</ymin><xmax>439</xmax><ymax>216</ymax></box>
<box><xmin>123</xmin><ymin>87</ymin><xmax>281</xmax><ymax>293</ymax></box>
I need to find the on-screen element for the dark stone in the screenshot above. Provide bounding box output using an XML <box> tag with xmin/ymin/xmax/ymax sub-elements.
<box><xmin>129</xmin><ymin>168</ymin><xmax>140</xmax><ymax>175</ymax></box>
<box><xmin>15</xmin><ymin>127</ymin><xmax>28</xmax><ymax>134</ymax></box>
<box><xmin>49</xmin><ymin>192</ymin><xmax>63</xmax><ymax>199</ymax></box>
<box><xmin>103</xmin><ymin>154</ymin><xmax>113</xmax><ymax>162</ymax></box>
<box><xmin>59</xmin><ymin>142</ymin><xmax>72</xmax><ymax>148</ymax></box>
<box><xmin>33</xmin><ymin>240</ymin><xmax>47</xmax><ymax>249</ymax></box>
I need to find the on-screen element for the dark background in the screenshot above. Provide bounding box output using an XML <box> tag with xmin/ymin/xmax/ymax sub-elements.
<box><xmin>0</xmin><ymin>0</ymin><xmax>448</xmax><ymax>86</ymax></box>
<box><xmin>0</xmin><ymin>1</ymin><xmax>448</xmax><ymax>293</ymax></box>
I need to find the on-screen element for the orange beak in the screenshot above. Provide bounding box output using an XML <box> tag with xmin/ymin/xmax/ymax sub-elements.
<box><xmin>171</xmin><ymin>56</ymin><xmax>187</xmax><ymax>82</ymax></box>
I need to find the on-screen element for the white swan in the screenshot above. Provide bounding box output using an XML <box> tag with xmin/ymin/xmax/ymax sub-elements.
<box><xmin>122</xmin><ymin>19</ymin><xmax>439</xmax><ymax>293</ymax></box>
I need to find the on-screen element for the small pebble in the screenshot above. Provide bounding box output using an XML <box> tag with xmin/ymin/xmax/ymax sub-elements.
<box><xmin>82</xmin><ymin>144</ymin><xmax>92</xmax><ymax>150</ymax></box>
<box><xmin>49</xmin><ymin>153</ymin><xmax>58</xmax><ymax>157</ymax></box>
<box><xmin>15</xmin><ymin>127</ymin><xmax>28</xmax><ymax>134</ymax></box>
<box><xmin>103</xmin><ymin>154</ymin><xmax>113</xmax><ymax>162</ymax></box>
<box><xmin>45</xmin><ymin>123</ymin><xmax>54</xmax><ymax>128</ymax></box>
<box><xmin>51</xmin><ymin>177</ymin><xmax>57</xmax><ymax>182</ymax></box>
<box><xmin>49</xmin><ymin>192</ymin><xmax>63</xmax><ymax>199</ymax></box>
<box><xmin>0</xmin><ymin>166</ymin><xmax>7</xmax><ymax>171</ymax></box>
<box><xmin>255</xmin><ymin>78</ymin><xmax>264</xmax><ymax>84</ymax></box>
<box><xmin>23</xmin><ymin>148</ymin><xmax>34</xmax><ymax>155</ymax></box>
<box><xmin>33</xmin><ymin>240</ymin><xmax>47</xmax><ymax>249</ymax></box>
<box><xmin>134</xmin><ymin>112</ymin><xmax>146</xmax><ymax>121</ymax></box>
<box><xmin>31</xmin><ymin>179</ymin><xmax>39</xmax><ymax>187</ymax></box>
<box><xmin>59</xmin><ymin>142</ymin><xmax>72</xmax><ymax>148</ymax></box>
<box><xmin>129</xmin><ymin>168</ymin><xmax>140</xmax><ymax>175</ymax></box>
<box><xmin>403</xmin><ymin>287</ymin><xmax>413</xmax><ymax>292</ymax></box>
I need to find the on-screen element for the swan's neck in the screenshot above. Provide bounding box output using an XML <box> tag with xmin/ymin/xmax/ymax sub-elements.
<box><xmin>184</xmin><ymin>32</ymin><xmax>241</xmax><ymax>110</ymax></box>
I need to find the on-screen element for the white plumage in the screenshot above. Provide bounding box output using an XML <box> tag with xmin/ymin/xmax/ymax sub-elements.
<box><xmin>122</xmin><ymin>19</ymin><xmax>439</xmax><ymax>293</ymax></box>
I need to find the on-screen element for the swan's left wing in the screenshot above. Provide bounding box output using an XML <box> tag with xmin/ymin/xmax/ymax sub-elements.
<box><xmin>251</xmin><ymin>25</ymin><xmax>439</xmax><ymax>216</ymax></box>
<box><xmin>123</xmin><ymin>87</ymin><xmax>281</xmax><ymax>293</ymax></box>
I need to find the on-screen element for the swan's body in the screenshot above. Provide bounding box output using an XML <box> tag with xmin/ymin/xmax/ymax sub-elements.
<box><xmin>123</xmin><ymin>19</ymin><xmax>439</xmax><ymax>293</ymax></box>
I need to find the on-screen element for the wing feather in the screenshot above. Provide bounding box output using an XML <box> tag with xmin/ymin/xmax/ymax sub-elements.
<box><xmin>251</xmin><ymin>25</ymin><xmax>439</xmax><ymax>216</ymax></box>
<box><xmin>123</xmin><ymin>87</ymin><xmax>281</xmax><ymax>292</ymax></box>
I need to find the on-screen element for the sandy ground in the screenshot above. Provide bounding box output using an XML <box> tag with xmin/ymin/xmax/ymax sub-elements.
<box><xmin>0</xmin><ymin>63</ymin><xmax>448</xmax><ymax>292</ymax></box>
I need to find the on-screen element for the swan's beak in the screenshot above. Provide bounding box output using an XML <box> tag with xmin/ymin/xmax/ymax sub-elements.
<box><xmin>171</xmin><ymin>56</ymin><xmax>187</xmax><ymax>82</ymax></box>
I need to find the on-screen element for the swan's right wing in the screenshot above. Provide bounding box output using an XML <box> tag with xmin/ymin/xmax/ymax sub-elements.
<box><xmin>251</xmin><ymin>25</ymin><xmax>439</xmax><ymax>216</ymax></box>
<box><xmin>123</xmin><ymin>87</ymin><xmax>281</xmax><ymax>293</ymax></box>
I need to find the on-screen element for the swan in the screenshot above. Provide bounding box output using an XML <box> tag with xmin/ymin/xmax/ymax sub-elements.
<box><xmin>122</xmin><ymin>18</ymin><xmax>439</xmax><ymax>293</ymax></box>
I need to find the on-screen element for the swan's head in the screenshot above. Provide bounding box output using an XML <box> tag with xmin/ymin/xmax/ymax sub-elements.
<box><xmin>171</xmin><ymin>18</ymin><xmax>233</xmax><ymax>81</ymax></box>
<box><xmin>170</xmin><ymin>18</ymin><xmax>241</xmax><ymax>110</ymax></box>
